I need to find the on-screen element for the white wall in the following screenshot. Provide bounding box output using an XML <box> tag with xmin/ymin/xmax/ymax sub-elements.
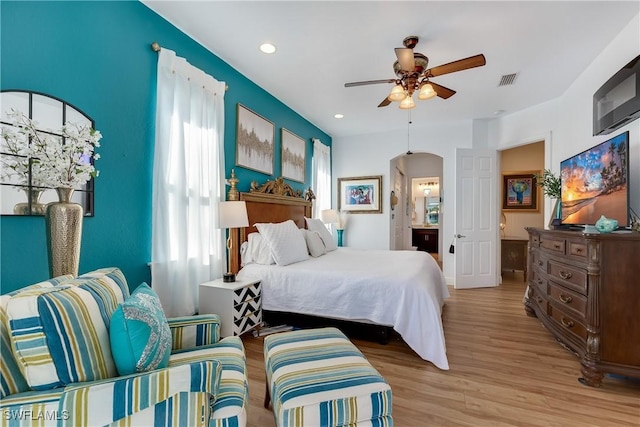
<box><xmin>332</xmin><ymin>121</ymin><xmax>472</xmax><ymax>281</ymax></box>
<box><xmin>489</xmin><ymin>13</ymin><xmax>640</xmax><ymax>220</ymax></box>
<box><xmin>332</xmin><ymin>12</ymin><xmax>640</xmax><ymax>283</ymax></box>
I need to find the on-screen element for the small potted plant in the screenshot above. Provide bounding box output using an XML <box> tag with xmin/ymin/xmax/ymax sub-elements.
<box><xmin>535</xmin><ymin>169</ymin><xmax>562</xmax><ymax>228</ymax></box>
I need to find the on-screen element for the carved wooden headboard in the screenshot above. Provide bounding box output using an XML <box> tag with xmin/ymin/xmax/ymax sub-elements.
<box><xmin>230</xmin><ymin>178</ymin><xmax>313</xmax><ymax>274</ymax></box>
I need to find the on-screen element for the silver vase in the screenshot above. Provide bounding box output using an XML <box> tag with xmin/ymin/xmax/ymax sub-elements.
<box><xmin>46</xmin><ymin>188</ymin><xmax>83</xmax><ymax>277</ymax></box>
<box><xmin>13</xmin><ymin>188</ymin><xmax>46</xmax><ymax>215</ymax></box>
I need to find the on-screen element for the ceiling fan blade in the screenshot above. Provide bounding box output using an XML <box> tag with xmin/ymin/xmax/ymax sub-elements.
<box><xmin>378</xmin><ymin>97</ymin><xmax>392</xmax><ymax>108</ymax></box>
<box><xmin>429</xmin><ymin>82</ymin><xmax>456</xmax><ymax>99</ymax></box>
<box><xmin>426</xmin><ymin>54</ymin><xmax>486</xmax><ymax>77</ymax></box>
<box><xmin>395</xmin><ymin>48</ymin><xmax>415</xmax><ymax>71</ymax></box>
<box><xmin>345</xmin><ymin>79</ymin><xmax>396</xmax><ymax>87</ymax></box>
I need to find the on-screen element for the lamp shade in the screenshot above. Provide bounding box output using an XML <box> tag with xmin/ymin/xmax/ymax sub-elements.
<box><xmin>218</xmin><ymin>201</ymin><xmax>249</xmax><ymax>229</ymax></box>
<box><xmin>418</xmin><ymin>82</ymin><xmax>437</xmax><ymax>100</ymax></box>
<box><xmin>399</xmin><ymin>94</ymin><xmax>415</xmax><ymax>109</ymax></box>
<box><xmin>388</xmin><ymin>84</ymin><xmax>405</xmax><ymax>102</ymax></box>
<box><xmin>320</xmin><ymin>209</ymin><xmax>338</xmax><ymax>224</ymax></box>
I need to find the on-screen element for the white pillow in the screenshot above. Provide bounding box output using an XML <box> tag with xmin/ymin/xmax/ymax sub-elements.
<box><xmin>305</xmin><ymin>217</ymin><xmax>338</xmax><ymax>251</ymax></box>
<box><xmin>255</xmin><ymin>220</ymin><xmax>309</xmax><ymax>266</ymax></box>
<box><xmin>241</xmin><ymin>233</ymin><xmax>276</xmax><ymax>266</ymax></box>
<box><xmin>302</xmin><ymin>229</ymin><xmax>326</xmax><ymax>257</ymax></box>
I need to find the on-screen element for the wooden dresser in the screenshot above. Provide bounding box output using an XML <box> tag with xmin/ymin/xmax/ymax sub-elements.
<box><xmin>524</xmin><ymin>227</ymin><xmax>640</xmax><ymax>387</ymax></box>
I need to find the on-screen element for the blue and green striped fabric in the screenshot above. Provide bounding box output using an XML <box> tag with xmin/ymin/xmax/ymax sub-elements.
<box><xmin>58</xmin><ymin>359</ymin><xmax>222</xmax><ymax>426</ymax></box>
<box><xmin>170</xmin><ymin>336</ymin><xmax>248</xmax><ymax>427</ymax></box>
<box><xmin>168</xmin><ymin>314</ymin><xmax>221</xmax><ymax>351</ymax></box>
<box><xmin>264</xmin><ymin>328</ymin><xmax>393</xmax><ymax>427</ymax></box>
<box><xmin>6</xmin><ymin>285</ymin><xmax>118</xmax><ymax>390</ymax></box>
<box><xmin>0</xmin><ymin>275</ymin><xmax>73</xmax><ymax>398</ymax></box>
<box><xmin>5</xmin><ymin>268</ymin><xmax>128</xmax><ymax>391</ymax></box>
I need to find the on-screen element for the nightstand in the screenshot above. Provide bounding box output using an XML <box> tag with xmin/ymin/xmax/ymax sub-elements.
<box><xmin>199</xmin><ymin>278</ymin><xmax>262</xmax><ymax>337</ymax></box>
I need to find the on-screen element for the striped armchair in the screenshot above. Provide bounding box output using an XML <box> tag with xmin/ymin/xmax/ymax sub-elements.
<box><xmin>0</xmin><ymin>268</ymin><xmax>248</xmax><ymax>427</ymax></box>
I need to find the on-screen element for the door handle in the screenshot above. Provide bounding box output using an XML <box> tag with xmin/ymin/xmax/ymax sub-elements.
<box><xmin>455</xmin><ymin>234</ymin><xmax>466</xmax><ymax>238</ymax></box>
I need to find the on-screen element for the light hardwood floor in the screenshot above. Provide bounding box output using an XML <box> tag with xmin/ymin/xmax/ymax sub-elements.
<box><xmin>241</xmin><ymin>274</ymin><xmax>640</xmax><ymax>426</ymax></box>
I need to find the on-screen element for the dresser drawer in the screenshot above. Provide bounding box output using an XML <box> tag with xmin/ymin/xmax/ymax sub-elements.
<box><xmin>530</xmin><ymin>249</ymin><xmax>546</xmax><ymax>272</ymax></box>
<box><xmin>233</xmin><ymin>281</ymin><xmax>262</xmax><ymax>305</ymax></box>
<box><xmin>528</xmin><ymin>285</ymin><xmax>547</xmax><ymax>314</ymax></box>
<box><xmin>549</xmin><ymin>305</ymin><xmax>587</xmax><ymax>342</ymax></box>
<box><xmin>541</xmin><ymin>237</ymin><xmax>565</xmax><ymax>254</ymax></box>
<box><xmin>234</xmin><ymin>294</ymin><xmax>261</xmax><ymax>318</ymax></box>
<box><xmin>548</xmin><ymin>260</ymin><xmax>587</xmax><ymax>294</ymax></box>
<box><xmin>548</xmin><ymin>282</ymin><xmax>587</xmax><ymax>318</ymax></box>
<box><xmin>529</xmin><ymin>269</ymin><xmax>547</xmax><ymax>294</ymax></box>
<box><xmin>568</xmin><ymin>241</ymin><xmax>587</xmax><ymax>259</ymax></box>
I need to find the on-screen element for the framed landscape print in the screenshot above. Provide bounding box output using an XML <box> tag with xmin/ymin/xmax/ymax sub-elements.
<box><xmin>236</xmin><ymin>104</ymin><xmax>274</xmax><ymax>175</ymax></box>
<box><xmin>281</xmin><ymin>128</ymin><xmax>305</xmax><ymax>183</ymax></box>
<box><xmin>338</xmin><ymin>175</ymin><xmax>382</xmax><ymax>214</ymax></box>
<box><xmin>502</xmin><ymin>172</ymin><xmax>539</xmax><ymax>211</ymax></box>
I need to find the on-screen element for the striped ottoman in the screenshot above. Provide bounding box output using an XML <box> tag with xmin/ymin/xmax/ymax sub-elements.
<box><xmin>264</xmin><ymin>327</ymin><xmax>393</xmax><ymax>427</ymax></box>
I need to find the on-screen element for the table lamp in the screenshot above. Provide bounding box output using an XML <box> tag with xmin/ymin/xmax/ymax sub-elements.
<box><xmin>321</xmin><ymin>209</ymin><xmax>344</xmax><ymax>246</ymax></box>
<box><xmin>218</xmin><ymin>201</ymin><xmax>249</xmax><ymax>282</ymax></box>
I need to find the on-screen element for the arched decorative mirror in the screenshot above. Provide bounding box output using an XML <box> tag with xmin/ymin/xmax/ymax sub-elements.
<box><xmin>0</xmin><ymin>90</ymin><xmax>95</xmax><ymax>216</ymax></box>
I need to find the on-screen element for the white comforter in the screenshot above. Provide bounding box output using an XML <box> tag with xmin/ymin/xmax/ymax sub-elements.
<box><xmin>237</xmin><ymin>248</ymin><xmax>450</xmax><ymax>370</ymax></box>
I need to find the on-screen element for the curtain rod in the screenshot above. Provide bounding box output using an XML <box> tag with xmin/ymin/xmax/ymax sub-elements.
<box><xmin>151</xmin><ymin>42</ymin><xmax>228</xmax><ymax>91</ymax></box>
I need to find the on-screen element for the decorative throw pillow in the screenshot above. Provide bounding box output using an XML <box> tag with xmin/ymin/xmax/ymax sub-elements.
<box><xmin>302</xmin><ymin>229</ymin><xmax>327</xmax><ymax>257</ymax></box>
<box><xmin>256</xmin><ymin>220</ymin><xmax>309</xmax><ymax>266</ymax></box>
<box><xmin>6</xmin><ymin>284</ymin><xmax>117</xmax><ymax>390</ymax></box>
<box><xmin>305</xmin><ymin>217</ymin><xmax>338</xmax><ymax>251</ymax></box>
<box><xmin>109</xmin><ymin>283</ymin><xmax>172</xmax><ymax>376</ymax></box>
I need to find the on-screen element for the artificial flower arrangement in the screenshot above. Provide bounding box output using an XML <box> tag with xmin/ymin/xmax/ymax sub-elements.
<box><xmin>1</xmin><ymin>109</ymin><xmax>102</xmax><ymax>190</ymax></box>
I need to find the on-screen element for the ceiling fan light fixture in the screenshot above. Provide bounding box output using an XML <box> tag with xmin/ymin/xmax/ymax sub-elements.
<box><xmin>399</xmin><ymin>94</ymin><xmax>415</xmax><ymax>109</ymax></box>
<box><xmin>388</xmin><ymin>84</ymin><xmax>405</xmax><ymax>102</ymax></box>
<box><xmin>418</xmin><ymin>82</ymin><xmax>437</xmax><ymax>100</ymax></box>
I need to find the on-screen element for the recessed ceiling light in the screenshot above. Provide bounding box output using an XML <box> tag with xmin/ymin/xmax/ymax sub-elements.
<box><xmin>259</xmin><ymin>43</ymin><xmax>276</xmax><ymax>54</ymax></box>
<box><xmin>334</xmin><ymin>113</ymin><xmax>344</xmax><ymax>119</ymax></box>
<box><xmin>493</xmin><ymin>109</ymin><xmax>505</xmax><ymax>116</ymax></box>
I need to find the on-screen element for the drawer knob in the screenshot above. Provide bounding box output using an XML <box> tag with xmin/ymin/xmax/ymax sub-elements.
<box><xmin>554</xmin><ymin>244</ymin><xmax>561</xmax><ymax>249</ymax></box>
<box><xmin>537</xmin><ymin>260</ymin><xmax>543</xmax><ymax>266</ymax></box>
<box><xmin>537</xmin><ymin>279</ymin><xmax>543</xmax><ymax>286</ymax></box>
<box><xmin>559</xmin><ymin>270</ymin><xmax>573</xmax><ymax>280</ymax></box>
<box><xmin>559</xmin><ymin>294</ymin><xmax>573</xmax><ymax>304</ymax></box>
<box><xmin>576</xmin><ymin>248</ymin><xmax>583</xmax><ymax>253</ymax></box>
<box><xmin>560</xmin><ymin>317</ymin><xmax>575</xmax><ymax>328</ymax></box>
<box><xmin>536</xmin><ymin>297</ymin><xmax>543</xmax><ymax>304</ymax></box>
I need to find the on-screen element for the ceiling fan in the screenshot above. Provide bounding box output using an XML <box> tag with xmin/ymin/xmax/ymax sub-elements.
<box><xmin>344</xmin><ymin>36</ymin><xmax>486</xmax><ymax>109</ymax></box>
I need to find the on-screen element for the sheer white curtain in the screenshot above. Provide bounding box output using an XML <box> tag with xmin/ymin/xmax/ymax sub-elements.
<box><xmin>152</xmin><ymin>49</ymin><xmax>226</xmax><ymax>317</ymax></box>
<box><xmin>312</xmin><ymin>138</ymin><xmax>331</xmax><ymax>218</ymax></box>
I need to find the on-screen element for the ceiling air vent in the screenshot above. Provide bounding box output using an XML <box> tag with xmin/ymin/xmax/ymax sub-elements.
<box><xmin>498</xmin><ymin>73</ymin><xmax>518</xmax><ymax>86</ymax></box>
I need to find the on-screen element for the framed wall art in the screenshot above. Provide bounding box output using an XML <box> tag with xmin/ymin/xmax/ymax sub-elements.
<box><xmin>235</xmin><ymin>104</ymin><xmax>274</xmax><ymax>175</ymax></box>
<box><xmin>338</xmin><ymin>175</ymin><xmax>382</xmax><ymax>214</ymax></box>
<box><xmin>281</xmin><ymin>128</ymin><xmax>305</xmax><ymax>183</ymax></box>
<box><xmin>502</xmin><ymin>172</ymin><xmax>539</xmax><ymax>211</ymax></box>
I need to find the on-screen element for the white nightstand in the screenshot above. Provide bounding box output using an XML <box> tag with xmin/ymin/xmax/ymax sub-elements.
<box><xmin>199</xmin><ymin>278</ymin><xmax>262</xmax><ymax>337</ymax></box>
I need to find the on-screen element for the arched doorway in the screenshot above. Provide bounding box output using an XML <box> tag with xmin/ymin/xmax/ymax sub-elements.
<box><xmin>389</xmin><ymin>152</ymin><xmax>444</xmax><ymax>260</ymax></box>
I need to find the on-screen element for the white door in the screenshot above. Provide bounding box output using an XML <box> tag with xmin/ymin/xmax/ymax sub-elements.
<box><xmin>455</xmin><ymin>148</ymin><xmax>498</xmax><ymax>288</ymax></box>
<box><xmin>394</xmin><ymin>167</ymin><xmax>405</xmax><ymax>250</ymax></box>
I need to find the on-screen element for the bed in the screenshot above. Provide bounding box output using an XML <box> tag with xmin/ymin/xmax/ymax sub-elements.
<box><xmin>229</xmin><ymin>179</ymin><xmax>450</xmax><ymax>370</ymax></box>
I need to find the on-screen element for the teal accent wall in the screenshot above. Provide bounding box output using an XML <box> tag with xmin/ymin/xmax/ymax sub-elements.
<box><xmin>0</xmin><ymin>1</ymin><xmax>331</xmax><ymax>293</ymax></box>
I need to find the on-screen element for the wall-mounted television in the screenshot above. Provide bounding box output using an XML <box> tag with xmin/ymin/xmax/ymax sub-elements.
<box><xmin>560</xmin><ymin>131</ymin><xmax>629</xmax><ymax>227</ymax></box>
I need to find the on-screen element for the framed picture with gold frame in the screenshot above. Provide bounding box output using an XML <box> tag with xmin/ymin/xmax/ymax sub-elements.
<box><xmin>281</xmin><ymin>128</ymin><xmax>305</xmax><ymax>183</ymax></box>
<box><xmin>338</xmin><ymin>175</ymin><xmax>382</xmax><ymax>214</ymax></box>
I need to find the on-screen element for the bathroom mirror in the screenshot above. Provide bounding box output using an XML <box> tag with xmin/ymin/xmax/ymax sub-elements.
<box><xmin>0</xmin><ymin>90</ymin><xmax>95</xmax><ymax>216</ymax></box>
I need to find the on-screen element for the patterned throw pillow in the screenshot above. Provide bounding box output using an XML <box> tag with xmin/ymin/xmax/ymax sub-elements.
<box><xmin>110</xmin><ymin>283</ymin><xmax>172</xmax><ymax>375</ymax></box>
<box><xmin>6</xmin><ymin>284</ymin><xmax>117</xmax><ymax>390</ymax></box>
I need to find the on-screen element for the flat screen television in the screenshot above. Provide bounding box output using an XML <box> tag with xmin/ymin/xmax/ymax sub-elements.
<box><xmin>560</xmin><ymin>131</ymin><xmax>629</xmax><ymax>227</ymax></box>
